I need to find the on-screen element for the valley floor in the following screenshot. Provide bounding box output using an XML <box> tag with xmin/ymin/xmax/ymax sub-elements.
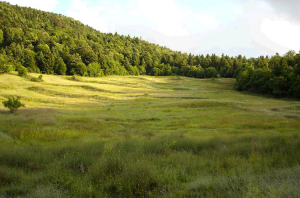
<box><xmin>0</xmin><ymin>73</ymin><xmax>300</xmax><ymax>197</ymax></box>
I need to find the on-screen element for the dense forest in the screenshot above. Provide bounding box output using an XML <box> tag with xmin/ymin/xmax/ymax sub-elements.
<box><xmin>0</xmin><ymin>2</ymin><xmax>299</xmax><ymax>98</ymax></box>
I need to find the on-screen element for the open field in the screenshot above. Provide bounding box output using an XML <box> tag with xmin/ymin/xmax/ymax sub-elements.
<box><xmin>0</xmin><ymin>72</ymin><xmax>300</xmax><ymax>197</ymax></box>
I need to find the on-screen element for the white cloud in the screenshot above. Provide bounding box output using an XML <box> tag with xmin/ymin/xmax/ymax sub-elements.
<box><xmin>135</xmin><ymin>0</ymin><xmax>189</xmax><ymax>37</ymax></box>
<box><xmin>260</xmin><ymin>18</ymin><xmax>300</xmax><ymax>52</ymax></box>
<box><xmin>67</xmin><ymin>0</ymin><xmax>108</xmax><ymax>32</ymax></box>
<box><xmin>263</xmin><ymin>0</ymin><xmax>300</xmax><ymax>24</ymax></box>
<box><xmin>236</xmin><ymin>0</ymin><xmax>300</xmax><ymax>55</ymax></box>
<box><xmin>6</xmin><ymin>0</ymin><xmax>58</xmax><ymax>12</ymax></box>
<box><xmin>184</xmin><ymin>8</ymin><xmax>218</xmax><ymax>27</ymax></box>
<box><xmin>67</xmin><ymin>0</ymin><xmax>219</xmax><ymax>37</ymax></box>
<box><xmin>134</xmin><ymin>0</ymin><xmax>219</xmax><ymax>37</ymax></box>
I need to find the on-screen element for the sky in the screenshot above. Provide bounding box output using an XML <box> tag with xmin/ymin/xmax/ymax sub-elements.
<box><xmin>4</xmin><ymin>0</ymin><xmax>300</xmax><ymax>57</ymax></box>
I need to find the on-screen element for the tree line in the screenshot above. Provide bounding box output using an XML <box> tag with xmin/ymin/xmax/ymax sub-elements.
<box><xmin>0</xmin><ymin>2</ymin><xmax>299</xmax><ymax>98</ymax></box>
<box><xmin>236</xmin><ymin>52</ymin><xmax>300</xmax><ymax>98</ymax></box>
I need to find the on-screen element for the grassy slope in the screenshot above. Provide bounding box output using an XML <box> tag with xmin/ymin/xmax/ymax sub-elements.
<box><xmin>0</xmin><ymin>73</ymin><xmax>300</xmax><ymax>197</ymax></box>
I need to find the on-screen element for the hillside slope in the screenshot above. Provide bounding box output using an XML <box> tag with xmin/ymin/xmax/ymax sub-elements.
<box><xmin>0</xmin><ymin>1</ymin><xmax>300</xmax><ymax>98</ymax></box>
<box><xmin>0</xmin><ymin>1</ymin><xmax>252</xmax><ymax>78</ymax></box>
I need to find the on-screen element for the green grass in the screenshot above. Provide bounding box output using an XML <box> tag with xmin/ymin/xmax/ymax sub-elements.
<box><xmin>0</xmin><ymin>72</ymin><xmax>300</xmax><ymax>197</ymax></box>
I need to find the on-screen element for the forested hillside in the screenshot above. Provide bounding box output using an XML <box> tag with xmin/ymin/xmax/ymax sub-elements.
<box><xmin>0</xmin><ymin>2</ymin><xmax>299</xmax><ymax>98</ymax></box>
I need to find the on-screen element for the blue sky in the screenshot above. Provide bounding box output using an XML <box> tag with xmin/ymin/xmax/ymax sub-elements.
<box><xmin>4</xmin><ymin>0</ymin><xmax>300</xmax><ymax>57</ymax></box>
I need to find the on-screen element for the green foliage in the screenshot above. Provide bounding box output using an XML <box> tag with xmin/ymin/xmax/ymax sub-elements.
<box><xmin>16</xmin><ymin>63</ymin><xmax>28</xmax><ymax>77</ymax></box>
<box><xmin>2</xmin><ymin>96</ymin><xmax>25</xmax><ymax>113</ymax></box>
<box><xmin>0</xmin><ymin>2</ymin><xmax>299</xmax><ymax>98</ymax></box>
<box><xmin>87</xmin><ymin>62</ymin><xmax>104</xmax><ymax>77</ymax></box>
<box><xmin>0</xmin><ymin>29</ymin><xmax>3</xmax><ymax>44</ymax></box>
<box><xmin>30</xmin><ymin>74</ymin><xmax>43</xmax><ymax>82</ymax></box>
<box><xmin>71</xmin><ymin>74</ymin><xmax>81</xmax><ymax>81</ymax></box>
<box><xmin>0</xmin><ymin>54</ymin><xmax>13</xmax><ymax>73</ymax></box>
<box><xmin>22</xmin><ymin>49</ymin><xmax>39</xmax><ymax>72</ymax></box>
<box><xmin>5</xmin><ymin>27</ymin><xmax>23</xmax><ymax>44</ymax></box>
<box><xmin>54</xmin><ymin>57</ymin><xmax>67</xmax><ymax>75</ymax></box>
<box><xmin>70</xmin><ymin>62</ymin><xmax>87</xmax><ymax>76</ymax></box>
<box><xmin>205</xmin><ymin>67</ymin><xmax>218</xmax><ymax>78</ymax></box>
<box><xmin>236</xmin><ymin>55</ymin><xmax>300</xmax><ymax>98</ymax></box>
<box><xmin>0</xmin><ymin>1</ymin><xmax>233</xmax><ymax>80</ymax></box>
<box><xmin>0</xmin><ymin>74</ymin><xmax>300</xmax><ymax>197</ymax></box>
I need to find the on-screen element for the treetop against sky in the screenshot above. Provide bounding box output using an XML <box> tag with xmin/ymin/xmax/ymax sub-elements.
<box><xmin>3</xmin><ymin>0</ymin><xmax>300</xmax><ymax>57</ymax></box>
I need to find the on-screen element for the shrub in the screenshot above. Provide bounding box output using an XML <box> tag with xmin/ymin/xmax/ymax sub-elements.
<box><xmin>17</xmin><ymin>63</ymin><xmax>28</xmax><ymax>77</ymax></box>
<box><xmin>31</xmin><ymin>75</ymin><xmax>43</xmax><ymax>82</ymax></box>
<box><xmin>0</xmin><ymin>64</ymin><xmax>13</xmax><ymax>73</ymax></box>
<box><xmin>205</xmin><ymin>67</ymin><xmax>218</xmax><ymax>78</ymax></box>
<box><xmin>0</xmin><ymin>54</ymin><xmax>13</xmax><ymax>73</ymax></box>
<box><xmin>2</xmin><ymin>96</ymin><xmax>25</xmax><ymax>113</ymax></box>
<box><xmin>87</xmin><ymin>62</ymin><xmax>104</xmax><ymax>77</ymax></box>
<box><xmin>71</xmin><ymin>75</ymin><xmax>80</xmax><ymax>81</ymax></box>
<box><xmin>70</xmin><ymin>62</ymin><xmax>87</xmax><ymax>76</ymax></box>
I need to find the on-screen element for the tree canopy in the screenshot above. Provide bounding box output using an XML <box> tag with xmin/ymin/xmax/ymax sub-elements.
<box><xmin>0</xmin><ymin>2</ymin><xmax>299</xmax><ymax>98</ymax></box>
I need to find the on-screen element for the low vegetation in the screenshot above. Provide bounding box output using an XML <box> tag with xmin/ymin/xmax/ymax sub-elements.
<box><xmin>0</xmin><ymin>73</ymin><xmax>299</xmax><ymax>197</ymax></box>
<box><xmin>2</xmin><ymin>96</ymin><xmax>25</xmax><ymax>113</ymax></box>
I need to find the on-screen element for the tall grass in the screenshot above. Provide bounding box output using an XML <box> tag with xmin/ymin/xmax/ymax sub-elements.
<box><xmin>0</xmin><ymin>73</ymin><xmax>300</xmax><ymax>197</ymax></box>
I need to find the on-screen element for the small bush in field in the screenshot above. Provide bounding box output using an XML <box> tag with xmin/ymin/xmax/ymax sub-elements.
<box><xmin>17</xmin><ymin>65</ymin><xmax>28</xmax><ymax>77</ymax></box>
<box><xmin>2</xmin><ymin>96</ymin><xmax>25</xmax><ymax>113</ymax></box>
<box><xmin>72</xmin><ymin>75</ymin><xmax>80</xmax><ymax>81</ymax></box>
<box><xmin>31</xmin><ymin>74</ymin><xmax>43</xmax><ymax>82</ymax></box>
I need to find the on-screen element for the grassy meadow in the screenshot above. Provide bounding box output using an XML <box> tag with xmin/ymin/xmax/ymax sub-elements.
<box><xmin>0</xmin><ymin>72</ymin><xmax>300</xmax><ymax>197</ymax></box>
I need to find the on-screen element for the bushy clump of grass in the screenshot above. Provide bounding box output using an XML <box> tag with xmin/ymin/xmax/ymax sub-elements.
<box><xmin>26</xmin><ymin>185</ymin><xmax>66</xmax><ymax>198</ymax></box>
<box><xmin>0</xmin><ymin>146</ymin><xmax>53</xmax><ymax>171</ymax></box>
<box><xmin>0</xmin><ymin>166</ymin><xmax>23</xmax><ymax>186</ymax></box>
<box><xmin>165</xmin><ymin>101</ymin><xmax>237</xmax><ymax>109</ymax></box>
<box><xmin>184</xmin><ymin>165</ymin><xmax>300</xmax><ymax>197</ymax></box>
<box><xmin>142</xmin><ymin>131</ymin><xmax>156</xmax><ymax>138</ymax></box>
<box><xmin>17</xmin><ymin>65</ymin><xmax>28</xmax><ymax>77</ymax></box>
<box><xmin>30</xmin><ymin>74</ymin><xmax>44</xmax><ymax>82</ymax></box>
<box><xmin>60</xmin><ymin>154</ymin><xmax>93</xmax><ymax>174</ymax></box>
<box><xmin>71</xmin><ymin>75</ymin><xmax>81</xmax><ymax>81</ymax></box>
<box><xmin>240</xmin><ymin>123</ymin><xmax>276</xmax><ymax>130</ymax></box>
<box><xmin>0</xmin><ymin>134</ymin><xmax>300</xmax><ymax>197</ymax></box>
<box><xmin>27</xmin><ymin>86</ymin><xmax>44</xmax><ymax>92</ymax></box>
<box><xmin>51</xmin><ymin>141</ymin><xmax>105</xmax><ymax>159</ymax></box>
<box><xmin>19</xmin><ymin>128</ymin><xmax>86</xmax><ymax>140</ymax></box>
<box><xmin>27</xmin><ymin>86</ymin><xmax>86</xmax><ymax>98</ymax></box>
<box><xmin>90</xmin><ymin>156</ymin><xmax>124</xmax><ymax>182</ymax></box>
<box><xmin>89</xmin><ymin>155</ymin><xmax>161</xmax><ymax>197</ymax></box>
<box><xmin>185</xmin><ymin>175</ymin><xmax>247</xmax><ymax>197</ymax></box>
<box><xmin>172</xmin><ymin>75</ymin><xmax>181</xmax><ymax>80</ymax></box>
